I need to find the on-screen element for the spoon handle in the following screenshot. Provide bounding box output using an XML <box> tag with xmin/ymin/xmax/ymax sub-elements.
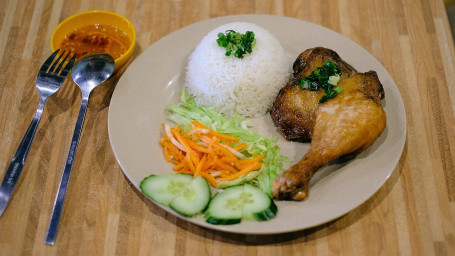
<box><xmin>45</xmin><ymin>98</ymin><xmax>89</xmax><ymax>245</ymax></box>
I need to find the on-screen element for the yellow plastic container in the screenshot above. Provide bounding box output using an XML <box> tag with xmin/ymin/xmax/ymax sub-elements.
<box><xmin>51</xmin><ymin>10</ymin><xmax>136</xmax><ymax>72</ymax></box>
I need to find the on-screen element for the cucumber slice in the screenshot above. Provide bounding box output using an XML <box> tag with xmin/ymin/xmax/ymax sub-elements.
<box><xmin>243</xmin><ymin>183</ymin><xmax>277</xmax><ymax>221</ymax></box>
<box><xmin>170</xmin><ymin>175</ymin><xmax>211</xmax><ymax>216</ymax></box>
<box><xmin>140</xmin><ymin>174</ymin><xmax>211</xmax><ymax>217</ymax></box>
<box><xmin>205</xmin><ymin>184</ymin><xmax>277</xmax><ymax>225</ymax></box>
<box><xmin>140</xmin><ymin>174</ymin><xmax>192</xmax><ymax>206</ymax></box>
<box><xmin>205</xmin><ymin>186</ymin><xmax>244</xmax><ymax>225</ymax></box>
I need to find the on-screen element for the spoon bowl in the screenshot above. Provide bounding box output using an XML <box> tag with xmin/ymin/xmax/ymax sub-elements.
<box><xmin>45</xmin><ymin>53</ymin><xmax>114</xmax><ymax>245</ymax></box>
<box><xmin>71</xmin><ymin>53</ymin><xmax>115</xmax><ymax>93</ymax></box>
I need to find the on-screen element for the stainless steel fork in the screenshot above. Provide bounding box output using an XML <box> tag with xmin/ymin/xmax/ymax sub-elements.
<box><xmin>0</xmin><ymin>50</ymin><xmax>76</xmax><ymax>217</ymax></box>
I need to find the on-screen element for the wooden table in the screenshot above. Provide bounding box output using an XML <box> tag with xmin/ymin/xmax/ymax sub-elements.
<box><xmin>1</xmin><ymin>0</ymin><xmax>454</xmax><ymax>255</ymax></box>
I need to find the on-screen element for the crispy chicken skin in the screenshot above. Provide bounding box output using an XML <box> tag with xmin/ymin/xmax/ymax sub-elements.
<box><xmin>292</xmin><ymin>47</ymin><xmax>357</xmax><ymax>79</ymax></box>
<box><xmin>271</xmin><ymin>47</ymin><xmax>358</xmax><ymax>142</ymax></box>
<box><xmin>271</xmin><ymin>48</ymin><xmax>386</xmax><ymax>201</ymax></box>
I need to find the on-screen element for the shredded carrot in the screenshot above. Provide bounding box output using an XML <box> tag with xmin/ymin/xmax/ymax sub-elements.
<box><xmin>194</xmin><ymin>154</ymin><xmax>207</xmax><ymax>177</ymax></box>
<box><xmin>232</xmin><ymin>143</ymin><xmax>247</xmax><ymax>151</ymax></box>
<box><xmin>160</xmin><ymin>121</ymin><xmax>264</xmax><ymax>187</ymax></box>
<box><xmin>164</xmin><ymin>148</ymin><xmax>172</xmax><ymax>162</ymax></box>
<box><xmin>217</xmin><ymin>162</ymin><xmax>262</xmax><ymax>182</ymax></box>
<box><xmin>191</xmin><ymin>120</ymin><xmax>239</xmax><ymax>142</ymax></box>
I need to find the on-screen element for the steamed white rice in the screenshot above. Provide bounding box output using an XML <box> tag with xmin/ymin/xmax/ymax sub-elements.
<box><xmin>184</xmin><ymin>22</ymin><xmax>291</xmax><ymax>118</ymax></box>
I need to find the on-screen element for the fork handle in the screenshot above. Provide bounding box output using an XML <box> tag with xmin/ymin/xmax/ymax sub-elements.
<box><xmin>0</xmin><ymin>97</ymin><xmax>46</xmax><ymax>217</ymax></box>
<box><xmin>45</xmin><ymin>97</ymin><xmax>89</xmax><ymax>245</ymax></box>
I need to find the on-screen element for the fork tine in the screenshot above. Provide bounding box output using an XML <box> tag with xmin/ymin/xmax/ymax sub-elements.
<box><xmin>54</xmin><ymin>51</ymin><xmax>72</xmax><ymax>74</ymax></box>
<box><xmin>58</xmin><ymin>53</ymin><xmax>77</xmax><ymax>78</ymax></box>
<box><xmin>40</xmin><ymin>49</ymin><xmax>60</xmax><ymax>72</ymax></box>
<box><xmin>49</xmin><ymin>50</ymin><xmax>66</xmax><ymax>73</ymax></box>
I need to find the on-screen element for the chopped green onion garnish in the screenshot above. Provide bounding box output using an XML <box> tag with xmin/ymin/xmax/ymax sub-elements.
<box><xmin>216</xmin><ymin>30</ymin><xmax>256</xmax><ymax>59</ymax></box>
<box><xmin>297</xmin><ymin>60</ymin><xmax>343</xmax><ymax>103</ymax></box>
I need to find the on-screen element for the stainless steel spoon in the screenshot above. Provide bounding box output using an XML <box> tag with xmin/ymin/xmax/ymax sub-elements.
<box><xmin>45</xmin><ymin>53</ymin><xmax>115</xmax><ymax>245</ymax></box>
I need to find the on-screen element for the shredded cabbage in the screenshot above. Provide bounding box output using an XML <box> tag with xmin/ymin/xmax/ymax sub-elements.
<box><xmin>166</xmin><ymin>89</ymin><xmax>289</xmax><ymax>196</ymax></box>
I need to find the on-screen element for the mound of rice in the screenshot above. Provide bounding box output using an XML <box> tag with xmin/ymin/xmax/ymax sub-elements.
<box><xmin>184</xmin><ymin>22</ymin><xmax>291</xmax><ymax>118</ymax></box>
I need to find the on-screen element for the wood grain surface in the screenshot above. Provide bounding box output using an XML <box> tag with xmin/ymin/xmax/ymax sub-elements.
<box><xmin>0</xmin><ymin>0</ymin><xmax>454</xmax><ymax>255</ymax></box>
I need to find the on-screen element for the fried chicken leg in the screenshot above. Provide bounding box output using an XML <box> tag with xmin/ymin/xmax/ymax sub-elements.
<box><xmin>271</xmin><ymin>48</ymin><xmax>386</xmax><ymax>200</ymax></box>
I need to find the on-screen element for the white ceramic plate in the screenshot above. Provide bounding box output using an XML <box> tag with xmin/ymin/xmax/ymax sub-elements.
<box><xmin>108</xmin><ymin>15</ymin><xmax>406</xmax><ymax>234</ymax></box>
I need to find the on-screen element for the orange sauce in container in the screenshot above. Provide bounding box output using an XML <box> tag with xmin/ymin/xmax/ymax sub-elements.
<box><xmin>60</xmin><ymin>24</ymin><xmax>130</xmax><ymax>59</ymax></box>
